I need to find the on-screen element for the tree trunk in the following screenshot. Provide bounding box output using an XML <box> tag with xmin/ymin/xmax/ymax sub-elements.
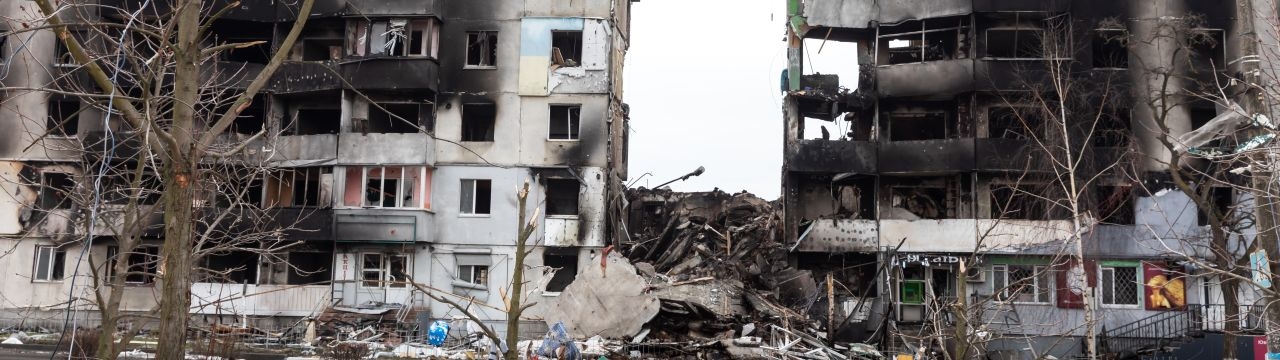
<box><xmin>155</xmin><ymin>0</ymin><xmax>202</xmax><ymax>356</ymax></box>
<box><xmin>505</xmin><ymin>183</ymin><xmax>531</xmax><ymax>360</ymax></box>
<box><xmin>1222</xmin><ymin>276</ymin><xmax>1241</xmax><ymax>360</ymax></box>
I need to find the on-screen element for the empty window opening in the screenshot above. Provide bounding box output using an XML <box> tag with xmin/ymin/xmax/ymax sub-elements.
<box><xmin>109</xmin><ymin>245</ymin><xmax>160</xmax><ymax>285</ymax></box>
<box><xmin>983</xmin><ymin>13</ymin><xmax>1053</xmax><ymax>59</ymax></box>
<box><xmin>1197</xmin><ymin>187</ymin><xmax>1232</xmax><ymax>226</ymax></box>
<box><xmin>460</xmin><ymin>179</ymin><xmax>492</xmax><ymax>215</ymax></box>
<box><xmin>1100</xmin><ymin>265</ymin><xmax>1140</xmax><ymax>306</ymax></box>
<box><xmin>407</xmin><ymin>19</ymin><xmax>440</xmax><ymax>57</ymax></box>
<box><xmin>878</xmin><ymin>18</ymin><xmax>968</xmax><ymax>65</ymax></box>
<box><xmin>888</xmin><ymin>112</ymin><xmax>950</xmax><ymax>141</ymax></box>
<box><xmin>832</xmin><ymin>179</ymin><xmax>875</xmax><ymax>220</ymax></box>
<box><xmin>466</xmin><ymin>31</ymin><xmax>498</xmax><ymax>67</ymax></box>
<box><xmin>287</xmin><ymin>250</ymin><xmax>333</xmax><ymax>285</ymax></box>
<box><xmin>0</xmin><ymin>34</ymin><xmax>7</xmax><ymax>63</ymax></box>
<box><xmin>224</xmin><ymin>101</ymin><xmax>266</xmax><ymax>135</ymax></box>
<box><xmin>1093</xmin><ymin>29</ymin><xmax>1128</xmax><ymax>68</ymax></box>
<box><xmin>266</xmin><ymin>167</ymin><xmax>332</xmax><ymax>207</ymax></box>
<box><xmin>889</xmin><ymin>187</ymin><xmax>946</xmax><ymax>219</ymax></box>
<box><xmin>549</xmin><ymin>105</ymin><xmax>581</xmax><ymax>140</ymax></box>
<box><xmin>461</xmin><ymin>104</ymin><xmax>496</xmax><ymax>141</ymax></box>
<box><xmin>214</xmin><ymin>176</ymin><xmax>263</xmax><ymax>208</ymax></box>
<box><xmin>989</xmin><ymin>107</ymin><xmax>1044</xmax><ymax>140</ymax></box>
<box><xmin>41</xmin><ymin>172</ymin><xmax>75</xmax><ymax>210</ymax></box>
<box><xmin>104</xmin><ymin>172</ymin><xmax>161</xmax><ymax>205</ymax></box>
<box><xmin>287</xmin><ymin>108</ymin><xmax>341</xmax><ymax>135</ymax></box>
<box><xmin>1189</xmin><ymin>107</ymin><xmax>1221</xmax><ymax>150</ymax></box>
<box><xmin>54</xmin><ymin>35</ymin><xmax>75</xmax><ymax>65</ymax></box>
<box><xmin>203</xmin><ymin>251</ymin><xmax>259</xmax><ymax>284</ymax></box>
<box><xmin>364</xmin><ymin>103</ymin><xmax>421</xmax><ymax>133</ymax></box>
<box><xmin>991</xmin><ymin>183</ymin><xmax>1064</xmax><ymax>220</ymax></box>
<box><xmin>992</xmin><ymin>264</ymin><xmax>1050</xmax><ymax>303</ymax></box>
<box><xmin>1095</xmin><ymin>185</ymin><xmax>1134</xmax><ymax>224</ymax></box>
<box><xmin>458</xmin><ymin>264</ymin><xmax>489</xmax><ymax>286</ymax></box>
<box><xmin>543</xmin><ymin>252</ymin><xmax>578</xmax><ymax>292</ymax></box>
<box><xmin>1093</xmin><ymin>110</ymin><xmax>1132</xmax><ymax>147</ymax></box>
<box><xmin>1188</xmin><ymin>29</ymin><xmax>1225</xmax><ymax>71</ymax></box>
<box><xmin>33</xmin><ymin>245</ymin><xmax>66</xmax><ymax>282</ymax></box>
<box><xmin>343</xmin><ymin>166</ymin><xmax>426</xmax><ymax>208</ymax></box>
<box><xmin>48</xmin><ymin>98</ymin><xmax>81</xmax><ymax>137</ymax></box>
<box><xmin>362</xmin><ymin>253</ymin><xmax>408</xmax><ymax>288</ymax></box>
<box><xmin>302</xmin><ymin>38</ymin><xmax>344</xmax><ymax>61</ymax></box>
<box><xmin>210</xmin><ymin>20</ymin><xmax>273</xmax><ymax>63</ymax></box>
<box><xmin>545</xmin><ymin>178</ymin><xmax>580</xmax><ymax>216</ymax></box>
<box><xmin>551</xmin><ymin>31</ymin><xmax>583</xmax><ymax>67</ymax></box>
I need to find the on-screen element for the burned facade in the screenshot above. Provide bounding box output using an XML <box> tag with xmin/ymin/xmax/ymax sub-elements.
<box><xmin>0</xmin><ymin>0</ymin><xmax>632</xmax><ymax>340</ymax></box>
<box><xmin>784</xmin><ymin>0</ymin><xmax>1274</xmax><ymax>358</ymax></box>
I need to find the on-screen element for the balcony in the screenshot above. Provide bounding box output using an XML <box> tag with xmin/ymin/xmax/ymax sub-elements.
<box><xmin>270</xmin><ymin>62</ymin><xmax>343</xmax><ymax>94</ymax></box>
<box><xmin>975</xmin><ymin>138</ymin><xmax>1042</xmax><ymax>171</ymax></box>
<box><xmin>340</xmin><ymin>58</ymin><xmax>440</xmax><ymax>92</ymax></box>
<box><xmin>878</xmin><ymin>139</ymin><xmax>975</xmax><ymax>174</ymax></box>
<box><xmin>786</xmin><ymin>140</ymin><xmax>877</xmax><ymax>174</ymax></box>
<box><xmin>334</xmin><ymin>208</ymin><xmax>432</xmax><ymax>243</ymax></box>
<box><xmin>880</xmin><ymin>219</ymin><xmax>977</xmax><ymax>252</ymax></box>
<box><xmin>80</xmin><ymin>131</ymin><xmax>145</xmax><ymax>163</ymax></box>
<box><xmin>876</xmin><ymin>59</ymin><xmax>974</xmax><ymax>99</ymax></box>
<box><xmin>203</xmin><ymin>207</ymin><xmax>333</xmax><ymax>241</ymax></box>
<box><xmin>544</xmin><ymin>216</ymin><xmax>581</xmax><ymax>247</ymax></box>
<box><xmin>190</xmin><ymin>283</ymin><xmax>332</xmax><ymax>317</ymax></box>
<box><xmin>337</xmin><ymin>133</ymin><xmax>435</xmax><ymax>165</ymax></box>
<box><xmin>794</xmin><ymin>219</ymin><xmax>878</xmax><ymax>252</ymax></box>
<box><xmin>272</xmin><ymin>134</ymin><xmax>339</xmax><ymax>165</ymax></box>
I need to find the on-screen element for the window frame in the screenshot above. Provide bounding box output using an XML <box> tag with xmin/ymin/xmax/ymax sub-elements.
<box><xmin>33</xmin><ymin>245</ymin><xmax>66</xmax><ymax>282</ymax></box>
<box><xmin>464</xmin><ymin>31</ymin><xmax>498</xmax><ymax>69</ymax></box>
<box><xmin>41</xmin><ymin>172</ymin><xmax>75</xmax><ymax>210</ymax></box>
<box><xmin>46</xmin><ymin>98</ymin><xmax>81</xmax><ymax>138</ymax></box>
<box><xmin>457</xmin><ymin>264</ymin><xmax>490</xmax><ymax>288</ymax></box>
<box><xmin>548</xmin><ymin>104</ymin><xmax>582</xmax><ymax>141</ymax></box>
<box><xmin>459</xmin><ymin>179</ymin><xmax>493</xmax><ymax>217</ymax></box>
<box><xmin>351</xmin><ymin>166</ymin><xmax>427</xmax><ymax>209</ymax></box>
<box><xmin>992</xmin><ymin>264</ymin><xmax>1051</xmax><ymax>304</ymax></box>
<box><xmin>360</xmin><ymin>253</ymin><xmax>409</xmax><ymax>288</ymax></box>
<box><xmin>108</xmin><ymin>245</ymin><xmax>161</xmax><ymax>285</ymax></box>
<box><xmin>1099</xmin><ymin>264</ymin><xmax>1142</xmax><ymax>307</ymax></box>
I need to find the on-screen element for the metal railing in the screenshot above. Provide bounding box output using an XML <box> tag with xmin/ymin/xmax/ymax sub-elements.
<box><xmin>1101</xmin><ymin>304</ymin><xmax>1266</xmax><ymax>356</ymax></box>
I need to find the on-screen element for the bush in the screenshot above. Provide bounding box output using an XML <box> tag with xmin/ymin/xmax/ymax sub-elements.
<box><xmin>321</xmin><ymin>342</ymin><xmax>370</xmax><ymax>360</ymax></box>
<box><xmin>58</xmin><ymin>329</ymin><xmax>100</xmax><ymax>360</ymax></box>
<box><xmin>191</xmin><ymin>333</ymin><xmax>243</xmax><ymax>360</ymax></box>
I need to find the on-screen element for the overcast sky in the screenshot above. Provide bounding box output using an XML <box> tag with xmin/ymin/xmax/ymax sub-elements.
<box><xmin>624</xmin><ymin>1</ymin><xmax>788</xmax><ymax>199</ymax></box>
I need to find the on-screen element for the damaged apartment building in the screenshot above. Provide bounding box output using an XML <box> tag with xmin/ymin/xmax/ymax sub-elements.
<box><xmin>783</xmin><ymin>0</ymin><xmax>1273</xmax><ymax>358</ymax></box>
<box><xmin>0</xmin><ymin>0</ymin><xmax>632</xmax><ymax>338</ymax></box>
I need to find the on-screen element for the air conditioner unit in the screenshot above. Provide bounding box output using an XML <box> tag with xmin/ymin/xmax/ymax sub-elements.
<box><xmin>965</xmin><ymin>267</ymin><xmax>987</xmax><ymax>283</ymax></box>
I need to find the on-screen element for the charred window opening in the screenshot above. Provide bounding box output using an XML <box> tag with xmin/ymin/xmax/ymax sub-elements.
<box><xmin>33</xmin><ymin>245</ymin><xmax>66</xmax><ymax>282</ymax></box>
<box><xmin>889</xmin><ymin>186</ymin><xmax>947</xmax><ymax>219</ymax></box>
<box><xmin>1189</xmin><ymin>107</ymin><xmax>1220</xmax><ymax>150</ymax></box>
<box><xmin>1188</xmin><ymin>29</ymin><xmax>1225</xmax><ymax>71</ymax></box>
<box><xmin>302</xmin><ymin>38</ymin><xmax>343</xmax><ymax>61</ymax></box>
<box><xmin>0</xmin><ymin>33</ymin><xmax>7</xmax><ymax>63</ymax></box>
<box><xmin>888</xmin><ymin>112</ymin><xmax>951</xmax><ymax>141</ymax></box>
<box><xmin>109</xmin><ymin>245</ymin><xmax>160</xmax><ymax>285</ymax></box>
<box><xmin>551</xmin><ymin>31</ymin><xmax>583</xmax><ymax>67</ymax></box>
<box><xmin>466</xmin><ymin>31</ymin><xmax>498</xmax><ymax>67</ymax></box>
<box><xmin>1095</xmin><ymin>185</ymin><xmax>1134</xmax><ymax>224</ymax></box>
<box><xmin>461</xmin><ymin>104</ymin><xmax>496</xmax><ymax>142</ymax></box>
<box><xmin>287</xmin><ymin>108</ymin><xmax>341</xmax><ymax>135</ymax></box>
<box><xmin>362</xmin><ymin>253</ymin><xmax>408</xmax><ymax>288</ymax></box>
<box><xmin>1093</xmin><ymin>109</ymin><xmax>1132</xmax><ymax>147</ymax></box>
<box><xmin>223</xmin><ymin>100</ymin><xmax>265</xmax><ymax>135</ymax></box>
<box><xmin>210</xmin><ymin>20</ymin><xmax>273</xmax><ymax>64</ymax></box>
<box><xmin>286</xmin><ymin>250</ymin><xmax>333</xmax><ymax>285</ymax></box>
<box><xmin>47</xmin><ymin>98</ymin><xmax>81</xmax><ymax>137</ymax></box>
<box><xmin>543</xmin><ymin>251</ymin><xmax>578</xmax><ymax>292</ymax></box>
<box><xmin>549</xmin><ymin>105</ymin><xmax>581</xmax><ymax>140</ymax></box>
<box><xmin>407</xmin><ymin>19</ymin><xmax>440</xmax><ymax>57</ymax></box>
<box><xmin>342</xmin><ymin>166</ymin><xmax>427</xmax><ymax>208</ymax></box>
<box><xmin>991</xmin><ymin>182</ymin><xmax>1064</xmax><ymax>220</ymax></box>
<box><xmin>983</xmin><ymin>13</ymin><xmax>1056</xmax><ymax>59</ymax></box>
<box><xmin>214</xmin><ymin>175</ymin><xmax>263</xmax><ymax>208</ymax></box>
<box><xmin>202</xmin><ymin>251</ymin><xmax>259</xmax><ymax>284</ymax></box>
<box><xmin>877</xmin><ymin>17</ymin><xmax>968</xmax><ymax>65</ymax></box>
<box><xmin>989</xmin><ymin>107</ymin><xmax>1044</xmax><ymax>140</ymax></box>
<box><xmin>545</xmin><ymin>178</ymin><xmax>580</xmax><ymax>216</ymax></box>
<box><xmin>266</xmin><ymin>167</ymin><xmax>332</xmax><ymax>208</ymax></box>
<box><xmin>41</xmin><ymin>172</ymin><xmax>75</xmax><ymax>210</ymax></box>
<box><xmin>796</xmin><ymin>253</ymin><xmax>876</xmax><ymax>297</ymax></box>
<box><xmin>460</xmin><ymin>179</ymin><xmax>492</xmax><ymax>215</ymax></box>
<box><xmin>1197</xmin><ymin>187</ymin><xmax>1232</xmax><ymax>226</ymax></box>
<box><xmin>1092</xmin><ymin>29</ymin><xmax>1128</xmax><ymax>68</ymax></box>
<box><xmin>104</xmin><ymin>172</ymin><xmax>162</xmax><ymax>205</ymax></box>
<box><xmin>364</xmin><ymin>103</ymin><xmax>421</xmax><ymax>133</ymax></box>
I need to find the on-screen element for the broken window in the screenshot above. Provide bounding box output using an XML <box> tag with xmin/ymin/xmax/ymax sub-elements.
<box><xmin>1099</xmin><ymin>265</ymin><xmax>1140</xmax><ymax>306</ymax></box>
<box><xmin>1093</xmin><ymin>109</ymin><xmax>1132</xmax><ymax>147</ymax></box>
<box><xmin>302</xmin><ymin>38</ymin><xmax>344</xmax><ymax>61</ymax></box>
<box><xmin>342</xmin><ymin>166</ymin><xmax>427</xmax><ymax>208</ymax></box>
<box><xmin>33</xmin><ymin>245</ymin><xmax>66</xmax><ymax>282</ymax></box>
<box><xmin>466</xmin><ymin>31</ymin><xmax>498</xmax><ymax>67</ymax></box>
<box><xmin>266</xmin><ymin>167</ymin><xmax>333</xmax><ymax>207</ymax></box>
<box><xmin>461</xmin><ymin>103</ymin><xmax>496</xmax><ymax>142</ymax></box>
<box><xmin>41</xmin><ymin>172</ymin><xmax>74</xmax><ymax>210</ymax></box>
<box><xmin>877</xmin><ymin>17</ymin><xmax>968</xmax><ymax>65</ymax></box>
<box><xmin>1092</xmin><ymin>29</ymin><xmax>1128</xmax><ymax>68</ymax></box>
<box><xmin>1189</xmin><ymin>107</ymin><xmax>1221</xmax><ymax>150</ymax></box>
<box><xmin>888</xmin><ymin>112</ymin><xmax>950</xmax><ymax>141</ymax></box>
<box><xmin>1197</xmin><ymin>187</ymin><xmax>1232</xmax><ymax>226</ymax></box>
<box><xmin>1188</xmin><ymin>29</ymin><xmax>1225</xmax><ymax>71</ymax></box>
<box><xmin>460</xmin><ymin>179</ymin><xmax>492</xmax><ymax>215</ymax></box>
<box><xmin>360</xmin><ymin>18</ymin><xmax>441</xmax><ymax>57</ymax></box>
<box><xmin>991</xmin><ymin>182</ymin><xmax>1064</xmax><ymax>220</ymax></box>
<box><xmin>287</xmin><ymin>250</ymin><xmax>333</xmax><ymax>285</ymax></box>
<box><xmin>983</xmin><ymin>13</ymin><xmax>1054</xmax><ymax>59</ymax></box>
<box><xmin>988</xmin><ymin>107</ymin><xmax>1044</xmax><ymax>140</ymax></box>
<box><xmin>287</xmin><ymin>108</ymin><xmax>341</xmax><ymax>135</ymax></box>
<box><xmin>543</xmin><ymin>251</ymin><xmax>578</xmax><ymax>292</ymax></box>
<box><xmin>551</xmin><ymin>31</ymin><xmax>583</xmax><ymax>67</ymax></box>
<box><xmin>108</xmin><ymin>245</ymin><xmax>160</xmax><ymax>285</ymax></box>
<box><xmin>549</xmin><ymin>105</ymin><xmax>581</xmax><ymax>140</ymax></box>
<box><xmin>361</xmin><ymin>253</ymin><xmax>408</xmax><ymax>288</ymax></box>
<box><xmin>993</xmin><ymin>264</ymin><xmax>1050</xmax><ymax>303</ymax></box>
<box><xmin>545</xmin><ymin>178</ymin><xmax>580</xmax><ymax>216</ymax></box>
<box><xmin>889</xmin><ymin>186</ymin><xmax>946</xmax><ymax>219</ymax></box>
<box><xmin>47</xmin><ymin>98</ymin><xmax>81</xmax><ymax>137</ymax></box>
<box><xmin>219</xmin><ymin>100</ymin><xmax>265</xmax><ymax>135</ymax></box>
<box><xmin>214</xmin><ymin>175</ymin><xmax>263</xmax><ymax>208</ymax></box>
<box><xmin>1095</xmin><ymin>185</ymin><xmax>1134</xmax><ymax>224</ymax></box>
<box><xmin>407</xmin><ymin>19</ymin><xmax>440</xmax><ymax>57</ymax></box>
<box><xmin>361</xmin><ymin>103</ymin><xmax>422</xmax><ymax>133</ymax></box>
<box><xmin>458</xmin><ymin>264</ymin><xmax>489</xmax><ymax>287</ymax></box>
<box><xmin>203</xmin><ymin>251</ymin><xmax>259</xmax><ymax>284</ymax></box>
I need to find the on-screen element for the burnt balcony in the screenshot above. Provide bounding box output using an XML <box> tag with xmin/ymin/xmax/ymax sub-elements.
<box><xmin>975</xmin><ymin>138</ymin><xmax>1043</xmax><ymax>171</ymax></box>
<box><xmin>876</xmin><ymin>59</ymin><xmax>975</xmax><ymax>99</ymax></box>
<box><xmin>337</xmin><ymin>133</ymin><xmax>435</xmax><ymax>165</ymax></box>
<box><xmin>334</xmin><ymin>208</ymin><xmax>433</xmax><ymax>244</ymax></box>
<box><xmin>208</xmin><ymin>207</ymin><xmax>334</xmax><ymax>241</ymax></box>
<box><xmin>100</xmin><ymin>0</ymin><xmax>441</xmax><ymax>22</ymax></box>
<box><xmin>786</xmin><ymin>140</ymin><xmax>877</xmax><ymax>174</ymax></box>
<box><xmin>878</xmin><ymin>138</ymin><xmax>975</xmax><ymax>174</ymax></box>
<box><xmin>339</xmin><ymin>58</ymin><xmax>440</xmax><ymax>92</ymax></box>
<box><xmin>270</xmin><ymin>62</ymin><xmax>344</xmax><ymax>94</ymax></box>
<box><xmin>80</xmin><ymin>131</ymin><xmax>146</xmax><ymax>162</ymax></box>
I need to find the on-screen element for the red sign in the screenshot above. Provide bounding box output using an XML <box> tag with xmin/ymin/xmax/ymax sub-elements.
<box><xmin>1254</xmin><ymin>337</ymin><xmax>1266</xmax><ymax>360</ymax></box>
<box><xmin>1056</xmin><ymin>259</ymin><xmax>1096</xmax><ymax>309</ymax></box>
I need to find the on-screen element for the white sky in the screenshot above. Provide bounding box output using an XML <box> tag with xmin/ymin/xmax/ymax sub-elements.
<box><xmin>624</xmin><ymin>0</ymin><xmax>788</xmax><ymax>199</ymax></box>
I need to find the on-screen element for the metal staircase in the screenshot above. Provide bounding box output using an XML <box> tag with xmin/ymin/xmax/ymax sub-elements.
<box><xmin>1099</xmin><ymin>305</ymin><xmax>1204</xmax><ymax>359</ymax></box>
